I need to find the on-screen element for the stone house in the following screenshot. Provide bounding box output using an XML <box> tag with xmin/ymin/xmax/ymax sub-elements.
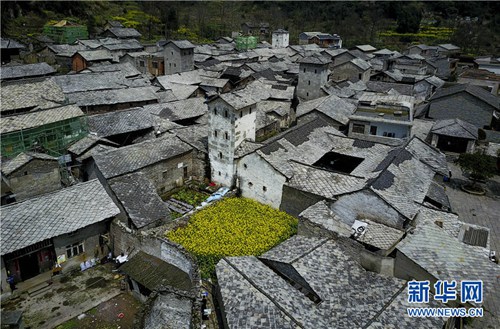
<box><xmin>458</xmin><ymin>69</ymin><xmax>500</xmax><ymax>95</ymax></box>
<box><xmin>0</xmin><ymin>62</ymin><xmax>56</xmax><ymax>81</ymax></box>
<box><xmin>296</xmin><ymin>94</ymin><xmax>356</xmax><ymax>132</ymax></box>
<box><xmin>120</xmin><ymin>51</ymin><xmax>165</xmax><ymax>76</ymax></box>
<box><xmin>0</xmin><ymin>38</ymin><xmax>25</xmax><ymax>64</ymax></box>
<box><xmin>163</xmin><ymin>40</ymin><xmax>195</xmax><ymax>75</ymax></box>
<box><xmin>101</xmin><ymin>27</ymin><xmax>142</xmax><ymax>39</ymax></box>
<box><xmin>299</xmin><ymin>32</ymin><xmax>342</xmax><ymax>49</ymax></box>
<box><xmin>0</xmin><ymin>179</ymin><xmax>120</xmax><ymax>283</ymax></box>
<box><xmin>67</xmin><ymin>135</ymin><xmax>118</xmax><ymax>181</ymax></box>
<box><xmin>406</xmin><ymin>44</ymin><xmax>438</xmax><ymax>58</ymax></box>
<box><xmin>51</xmin><ymin>63</ymin><xmax>159</xmax><ymax>113</ymax></box>
<box><xmin>71</xmin><ymin>49</ymin><xmax>113</xmax><ymax>72</ymax></box>
<box><xmin>423</xmin><ymin>83</ymin><xmax>500</xmax><ymax>131</ymax></box>
<box><xmin>1</xmin><ymin>152</ymin><xmax>61</xmax><ymax>204</ymax></box>
<box><xmin>330</xmin><ymin>58</ymin><xmax>371</xmax><ymax>83</ymax></box>
<box><xmin>108</xmin><ymin>172</ymin><xmax>171</xmax><ymax>230</ymax></box>
<box><xmin>309</xmin><ymin>34</ymin><xmax>342</xmax><ymax>49</ymax></box>
<box><xmin>430</xmin><ymin>118</ymin><xmax>478</xmax><ymax>153</ymax></box>
<box><xmin>93</xmin><ymin>134</ymin><xmax>194</xmax><ymax>194</ymax></box>
<box><xmin>241</xmin><ymin>22</ymin><xmax>269</xmax><ymax>36</ymax></box>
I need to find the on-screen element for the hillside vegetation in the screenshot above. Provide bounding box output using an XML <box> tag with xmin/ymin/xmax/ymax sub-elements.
<box><xmin>2</xmin><ymin>1</ymin><xmax>499</xmax><ymax>55</ymax></box>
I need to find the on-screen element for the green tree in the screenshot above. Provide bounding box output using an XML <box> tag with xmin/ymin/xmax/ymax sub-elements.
<box><xmin>457</xmin><ymin>151</ymin><xmax>497</xmax><ymax>190</ymax></box>
<box><xmin>395</xmin><ymin>3</ymin><xmax>422</xmax><ymax>33</ymax></box>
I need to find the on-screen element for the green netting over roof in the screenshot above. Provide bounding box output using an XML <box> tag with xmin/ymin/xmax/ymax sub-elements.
<box><xmin>1</xmin><ymin>117</ymin><xmax>88</xmax><ymax>158</ymax></box>
<box><xmin>235</xmin><ymin>36</ymin><xmax>258</xmax><ymax>51</ymax></box>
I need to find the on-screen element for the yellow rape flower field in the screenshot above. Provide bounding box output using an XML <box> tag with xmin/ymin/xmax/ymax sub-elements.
<box><xmin>166</xmin><ymin>197</ymin><xmax>298</xmax><ymax>279</ymax></box>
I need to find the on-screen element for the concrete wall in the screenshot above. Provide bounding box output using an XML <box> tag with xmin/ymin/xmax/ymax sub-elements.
<box><xmin>164</xmin><ymin>44</ymin><xmax>193</xmax><ymax>75</ymax></box>
<box><xmin>297</xmin><ymin>63</ymin><xmax>328</xmax><ymax>100</ymax></box>
<box><xmin>5</xmin><ymin>159</ymin><xmax>61</xmax><ymax>202</ymax></box>
<box><xmin>428</xmin><ymin>93</ymin><xmax>494</xmax><ymax>129</ymax></box>
<box><xmin>236</xmin><ymin>153</ymin><xmax>286</xmax><ymax>208</ymax></box>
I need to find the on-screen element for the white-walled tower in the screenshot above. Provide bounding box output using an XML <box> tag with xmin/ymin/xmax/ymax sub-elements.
<box><xmin>272</xmin><ymin>29</ymin><xmax>289</xmax><ymax>48</ymax></box>
<box><xmin>207</xmin><ymin>93</ymin><xmax>257</xmax><ymax>187</ymax></box>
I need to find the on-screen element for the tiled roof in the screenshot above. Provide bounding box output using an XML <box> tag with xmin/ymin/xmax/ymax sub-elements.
<box><xmin>51</xmin><ymin>63</ymin><xmax>147</xmax><ymax>93</ymax></box>
<box><xmin>425</xmin><ymin>181</ymin><xmax>451</xmax><ymax>209</ymax></box>
<box><xmin>429</xmin><ymin>83</ymin><xmax>499</xmax><ymax>109</ymax></box>
<box><xmin>257</xmin><ymin>117</ymin><xmax>345</xmax><ymax>178</ymax></box>
<box><xmin>1</xmin><ymin>79</ymin><xmax>66</xmax><ymax>113</ymax></box>
<box><xmin>94</xmin><ymin>134</ymin><xmax>192</xmax><ymax>179</ymax></box>
<box><xmin>286</xmin><ymin>161</ymin><xmax>367</xmax><ymax>199</ymax></box>
<box><xmin>67</xmin><ymin>135</ymin><xmax>118</xmax><ymax>156</ymax></box>
<box><xmin>120</xmin><ymin>251</ymin><xmax>192</xmax><ymax>291</ymax></box>
<box><xmin>298</xmin><ymin>55</ymin><xmax>330</xmax><ymax>65</ymax></box>
<box><xmin>87</xmin><ymin>107</ymin><xmax>154</xmax><ymax>137</ymax></box>
<box><xmin>296</xmin><ymin>94</ymin><xmax>356</xmax><ymax>125</ymax></box>
<box><xmin>76</xmin><ymin>144</ymin><xmax>117</xmax><ymax>162</ymax></box>
<box><xmin>75</xmin><ymin>49</ymin><xmax>113</xmax><ymax>62</ymax></box>
<box><xmin>109</xmin><ymin>172</ymin><xmax>171</xmax><ymax>229</ymax></box>
<box><xmin>356</xmin><ymin>218</ymin><xmax>404</xmax><ymax>250</ymax></box>
<box><xmin>158</xmin><ymin>98</ymin><xmax>208</xmax><ymax>121</ymax></box>
<box><xmin>105</xmin><ymin>27</ymin><xmax>142</xmax><ymax>38</ymax></box>
<box><xmin>398</xmin><ymin>207</ymin><xmax>499</xmax><ymax>312</ymax></box>
<box><xmin>1</xmin><ymin>152</ymin><xmax>58</xmax><ymax>176</ymax></box>
<box><xmin>217</xmin><ymin>236</ymin><xmax>444</xmax><ymax>329</ymax></box>
<box><xmin>349</xmin><ymin>57</ymin><xmax>371</xmax><ymax>71</ymax></box>
<box><xmin>66</xmin><ymin>86</ymin><xmax>158</xmax><ymax>107</ymax></box>
<box><xmin>0</xmin><ymin>63</ymin><xmax>56</xmax><ymax>80</ymax></box>
<box><xmin>0</xmin><ymin>179</ymin><xmax>120</xmax><ymax>255</ymax></box>
<box><xmin>166</xmin><ymin>40</ymin><xmax>195</xmax><ymax>50</ymax></box>
<box><xmin>0</xmin><ymin>105</ymin><xmax>84</xmax><ymax>134</ymax></box>
<box><xmin>370</xmin><ymin>148</ymin><xmax>436</xmax><ymax>220</ymax></box>
<box><xmin>172</xmin><ymin>124</ymin><xmax>209</xmax><ymax>153</ymax></box>
<box><xmin>431</xmin><ymin>118</ymin><xmax>478</xmax><ymax>139</ymax></box>
<box><xmin>0</xmin><ymin>38</ymin><xmax>25</xmax><ymax>49</ymax></box>
<box><xmin>404</xmin><ymin>137</ymin><xmax>448</xmax><ymax>176</ymax></box>
<box><xmin>299</xmin><ymin>200</ymin><xmax>353</xmax><ymax>237</ymax></box>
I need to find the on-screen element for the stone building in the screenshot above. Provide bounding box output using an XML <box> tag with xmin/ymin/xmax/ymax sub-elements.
<box><xmin>297</xmin><ymin>56</ymin><xmax>330</xmax><ymax>100</ymax></box>
<box><xmin>93</xmin><ymin>134</ymin><xmax>194</xmax><ymax>194</ymax></box>
<box><xmin>207</xmin><ymin>91</ymin><xmax>258</xmax><ymax>187</ymax></box>
<box><xmin>163</xmin><ymin>40</ymin><xmax>195</xmax><ymax>75</ymax></box>
<box><xmin>271</xmin><ymin>29</ymin><xmax>289</xmax><ymax>48</ymax></box>
<box><xmin>330</xmin><ymin>58</ymin><xmax>371</xmax><ymax>83</ymax></box>
<box><xmin>1</xmin><ymin>179</ymin><xmax>120</xmax><ymax>283</ymax></box>
<box><xmin>1</xmin><ymin>152</ymin><xmax>61</xmax><ymax>204</ymax></box>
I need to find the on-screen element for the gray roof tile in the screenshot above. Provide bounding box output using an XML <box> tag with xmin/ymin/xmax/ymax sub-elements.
<box><xmin>109</xmin><ymin>172</ymin><xmax>170</xmax><ymax>229</ymax></box>
<box><xmin>1</xmin><ymin>152</ymin><xmax>58</xmax><ymax>176</ymax></box>
<box><xmin>1</xmin><ymin>79</ymin><xmax>66</xmax><ymax>113</ymax></box>
<box><xmin>1</xmin><ymin>179</ymin><xmax>120</xmax><ymax>255</ymax></box>
<box><xmin>0</xmin><ymin>63</ymin><xmax>56</xmax><ymax>80</ymax></box>
<box><xmin>94</xmin><ymin>134</ymin><xmax>192</xmax><ymax>179</ymax></box>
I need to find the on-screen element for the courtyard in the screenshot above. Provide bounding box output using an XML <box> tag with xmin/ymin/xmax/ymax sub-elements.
<box><xmin>1</xmin><ymin>262</ymin><xmax>141</xmax><ymax>329</ymax></box>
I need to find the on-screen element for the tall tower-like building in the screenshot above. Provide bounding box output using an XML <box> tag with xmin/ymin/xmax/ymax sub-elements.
<box><xmin>207</xmin><ymin>93</ymin><xmax>257</xmax><ymax>187</ymax></box>
<box><xmin>272</xmin><ymin>29</ymin><xmax>289</xmax><ymax>48</ymax></box>
<box><xmin>297</xmin><ymin>56</ymin><xmax>330</xmax><ymax>101</ymax></box>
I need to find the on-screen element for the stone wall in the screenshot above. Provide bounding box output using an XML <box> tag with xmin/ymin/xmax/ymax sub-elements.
<box><xmin>53</xmin><ymin>220</ymin><xmax>110</xmax><ymax>273</ymax></box>
<box><xmin>6</xmin><ymin>159</ymin><xmax>61</xmax><ymax>202</ymax></box>
<box><xmin>280</xmin><ymin>185</ymin><xmax>326</xmax><ymax>217</ymax></box>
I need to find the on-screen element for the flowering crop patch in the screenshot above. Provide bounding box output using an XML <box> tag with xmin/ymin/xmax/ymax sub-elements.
<box><xmin>166</xmin><ymin>197</ymin><xmax>298</xmax><ymax>278</ymax></box>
